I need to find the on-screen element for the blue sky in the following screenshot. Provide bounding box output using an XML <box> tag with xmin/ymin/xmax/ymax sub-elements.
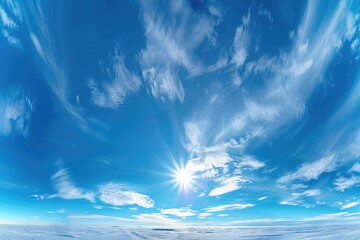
<box><xmin>0</xmin><ymin>0</ymin><xmax>360</xmax><ymax>226</ymax></box>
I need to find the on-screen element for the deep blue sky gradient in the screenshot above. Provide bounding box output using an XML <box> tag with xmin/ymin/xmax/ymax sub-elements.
<box><xmin>0</xmin><ymin>0</ymin><xmax>360</xmax><ymax>226</ymax></box>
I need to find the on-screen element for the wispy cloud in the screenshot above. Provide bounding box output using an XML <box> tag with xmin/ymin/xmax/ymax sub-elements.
<box><xmin>230</xmin><ymin>212</ymin><xmax>360</xmax><ymax>225</ymax></box>
<box><xmin>0</xmin><ymin>89</ymin><xmax>34</xmax><ymax>137</ymax></box>
<box><xmin>160</xmin><ymin>208</ymin><xmax>196</xmax><ymax>218</ymax></box>
<box><xmin>69</xmin><ymin>212</ymin><xmax>183</xmax><ymax>226</ymax></box>
<box><xmin>98</xmin><ymin>183</ymin><xmax>154</xmax><ymax>208</ymax></box>
<box><xmin>0</xmin><ymin>4</ymin><xmax>21</xmax><ymax>47</ymax></box>
<box><xmin>231</xmin><ymin>13</ymin><xmax>250</xmax><ymax>68</ymax></box>
<box><xmin>350</xmin><ymin>162</ymin><xmax>360</xmax><ymax>173</ymax></box>
<box><xmin>139</xmin><ymin>0</ymin><xmax>223</xmax><ymax>102</ymax></box>
<box><xmin>69</xmin><ymin>214</ymin><xmax>132</xmax><ymax>223</ymax></box>
<box><xmin>204</xmin><ymin>203</ymin><xmax>254</xmax><ymax>213</ymax></box>
<box><xmin>258</xmin><ymin>5</ymin><xmax>273</xmax><ymax>24</ymax></box>
<box><xmin>208</xmin><ymin>176</ymin><xmax>248</xmax><ymax>197</ymax></box>
<box><xmin>0</xmin><ymin>6</ymin><xmax>16</xmax><ymax>28</ymax></box>
<box><xmin>198</xmin><ymin>213</ymin><xmax>212</xmax><ymax>219</ymax></box>
<box><xmin>341</xmin><ymin>201</ymin><xmax>360</xmax><ymax>210</ymax></box>
<box><xmin>34</xmin><ymin>165</ymin><xmax>154</xmax><ymax>209</ymax></box>
<box><xmin>23</xmin><ymin>2</ymin><xmax>104</xmax><ymax>138</ymax></box>
<box><xmin>48</xmin><ymin>168</ymin><xmax>95</xmax><ymax>202</ymax></box>
<box><xmin>280</xmin><ymin>189</ymin><xmax>321</xmax><ymax>207</ymax></box>
<box><xmin>47</xmin><ymin>209</ymin><xmax>66</xmax><ymax>214</ymax></box>
<box><xmin>183</xmin><ymin>120</ymin><xmax>264</xmax><ymax>196</ymax></box>
<box><xmin>88</xmin><ymin>46</ymin><xmax>141</xmax><ymax>109</ymax></box>
<box><xmin>301</xmin><ymin>212</ymin><xmax>360</xmax><ymax>222</ymax></box>
<box><xmin>133</xmin><ymin>213</ymin><xmax>183</xmax><ymax>226</ymax></box>
<box><xmin>279</xmin><ymin>155</ymin><xmax>337</xmax><ymax>183</ymax></box>
<box><xmin>334</xmin><ymin>175</ymin><xmax>360</xmax><ymax>192</ymax></box>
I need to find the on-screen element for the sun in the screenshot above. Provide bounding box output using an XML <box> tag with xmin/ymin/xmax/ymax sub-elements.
<box><xmin>175</xmin><ymin>168</ymin><xmax>192</xmax><ymax>188</ymax></box>
<box><xmin>171</xmin><ymin>165</ymin><xmax>195</xmax><ymax>191</ymax></box>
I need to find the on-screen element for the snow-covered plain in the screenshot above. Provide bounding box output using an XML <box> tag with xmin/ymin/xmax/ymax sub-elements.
<box><xmin>0</xmin><ymin>224</ymin><xmax>359</xmax><ymax>239</ymax></box>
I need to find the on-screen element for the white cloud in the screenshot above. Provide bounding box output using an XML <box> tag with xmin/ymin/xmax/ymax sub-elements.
<box><xmin>183</xmin><ymin>122</ymin><xmax>264</xmax><ymax>198</ymax></box>
<box><xmin>160</xmin><ymin>208</ymin><xmax>196</xmax><ymax>218</ymax></box>
<box><xmin>48</xmin><ymin>168</ymin><xmax>95</xmax><ymax>202</ymax></box>
<box><xmin>290</xmin><ymin>183</ymin><xmax>308</xmax><ymax>190</ymax></box>
<box><xmin>0</xmin><ymin>6</ymin><xmax>21</xmax><ymax>47</ymax></box>
<box><xmin>208</xmin><ymin>176</ymin><xmax>248</xmax><ymax>197</ymax></box>
<box><xmin>350</xmin><ymin>162</ymin><xmax>360</xmax><ymax>172</ymax></box>
<box><xmin>258</xmin><ymin>196</ymin><xmax>267</xmax><ymax>201</ymax></box>
<box><xmin>139</xmin><ymin>0</ymin><xmax>222</xmax><ymax>102</ymax></box>
<box><xmin>302</xmin><ymin>189</ymin><xmax>321</xmax><ymax>197</ymax></box>
<box><xmin>88</xmin><ymin>47</ymin><xmax>141</xmax><ymax>109</ymax></box>
<box><xmin>24</xmin><ymin>2</ymin><xmax>104</xmax><ymax>137</ymax></box>
<box><xmin>70</xmin><ymin>212</ymin><xmax>183</xmax><ymax>226</ymax></box>
<box><xmin>133</xmin><ymin>213</ymin><xmax>183</xmax><ymax>226</ymax></box>
<box><xmin>178</xmin><ymin>1</ymin><xmax>359</xmax><ymax>210</ymax></box>
<box><xmin>98</xmin><ymin>183</ymin><xmax>154</xmax><ymax>208</ymax></box>
<box><xmin>231</xmin><ymin>212</ymin><xmax>360</xmax><ymax>225</ymax></box>
<box><xmin>211</xmin><ymin>0</ymin><xmax>356</xmax><ymax>148</ymax></box>
<box><xmin>198</xmin><ymin>213</ymin><xmax>211</xmax><ymax>219</ymax></box>
<box><xmin>92</xmin><ymin>205</ymin><xmax>104</xmax><ymax>210</ymax></box>
<box><xmin>2</xmin><ymin>28</ymin><xmax>20</xmax><ymax>47</ymax></box>
<box><xmin>31</xmin><ymin>194</ymin><xmax>46</xmax><ymax>200</ymax></box>
<box><xmin>341</xmin><ymin>201</ymin><xmax>360</xmax><ymax>210</ymax></box>
<box><xmin>231</xmin><ymin>9</ymin><xmax>251</xmax><ymax>68</ymax></box>
<box><xmin>184</xmin><ymin>121</ymin><xmax>203</xmax><ymax>153</ymax></box>
<box><xmin>237</xmin><ymin>155</ymin><xmax>265</xmax><ymax>169</ymax></box>
<box><xmin>334</xmin><ymin>176</ymin><xmax>360</xmax><ymax>192</ymax></box>
<box><xmin>204</xmin><ymin>203</ymin><xmax>254</xmax><ymax>213</ymax></box>
<box><xmin>0</xmin><ymin>90</ymin><xmax>33</xmax><ymax>137</ymax></box>
<box><xmin>258</xmin><ymin>6</ymin><xmax>273</xmax><ymax>24</ymax></box>
<box><xmin>279</xmin><ymin>155</ymin><xmax>337</xmax><ymax>182</ymax></box>
<box><xmin>231</xmin><ymin>25</ymin><xmax>249</xmax><ymax>67</ymax></box>
<box><xmin>34</xmin><ymin>164</ymin><xmax>154</xmax><ymax>209</ymax></box>
<box><xmin>69</xmin><ymin>214</ymin><xmax>132</xmax><ymax>223</ymax></box>
<box><xmin>218</xmin><ymin>214</ymin><xmax>228</xmax><ymax>217</ymax></box>
<box><xmin>280</xmin><ymin>189</ymin><xmax>321</xmax><ymax>206</ymax></box>
<box><xmin>186</xmin><ymin>153</ymin><xmax>232</xmax><ymax>178</ymax></box>
<box><xmin>0</xmin><ymin>6</ymin><xmax>16</xmax><ymax>28</ymax></box>
<box><xmin>47</xmin><ymin>209</ymin><xmax>66</xmax><ymax>214</ymax></box>
<box><xmin>231</xmin><ymin>218</ymin><xmax>288</xmax><ymax>225</ymax></box>
<box><xmin>301</xmin><ymin>212</ymin><xmax>359</xmax><ymax>222</ymax></box>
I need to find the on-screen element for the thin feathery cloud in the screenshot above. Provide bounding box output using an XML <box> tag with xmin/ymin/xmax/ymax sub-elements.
<box><xmin>204</xmin><ymin>203</ymin><xmax>254</xmax><ymax>213</ymax></box>
<box><xmin>279</xmin><ymin>155</ymin><xmax>337</xmax><ymax>183</ymax></box>
<box><xmin>48</xmin><ymin>168</ymin><xmax>95</xmax><ymax>202</ymax></box>
<box><xmin>98</xmin><ymin>183</ymin><xmax>154</xmax><ymax>208</ymax></box>
<box><xmin>70</xmin><ymin>213</ymin><xmax>183</xmax><ymax>226</ymax></box>
<box><xmin>133</xmin><ymin>213</ymin><xmax>183</xmax><ymax>226</ymax></box>
<box><xmin>160</xmin><ymin>208</ymin><xmax>196</xmax><ymax>218</ymax></box>
<box><xmin>0</xmin><ymin>89</ymin><xmax>34</xmax><ymax>137</ymax></box>
<box><xmin>198</xmin><ymin>213</ymin><xmax>211</xmax><ymax>219</ymax></box>
<box><xmin>341</xmin><ymin>201</ymin><xmax>360</xmax><ymax>210</ymax></box>
<box><xmin>139</xmin><ymin>0</ymin><xmax>223</xmax><ymax>102</ymax></box>
<box><xmin>89</xmin><ymin>46</ymin><xmax>141</xmax><ymax>109</ymax></box>
<box><xmin>280</xmin><ymin>189</ymin><xmax>321</xmax><ymax>207</ymax></box>
<box><xmin>334</xmin><ymin>175</ymin><xmax>360</xmax><ymax>192</ymax></box>
<box><xmin>34</xmin><ymin>167</ymin><xmax>154</xmax><ymax>209</ymax></box>
<box><xmin>208</xmin><ymin>176</ymin><xmax>248</xmax><ymax>197</ymax></box>
<box><xmin>23</xmin><ymin>2</ymin><xmax>104</xmax><ymax>138</ymax></box>
<box><xmin>0</xmin><ymin>5</ymin><xmax>21</xmax><ymax>47</ymax></box>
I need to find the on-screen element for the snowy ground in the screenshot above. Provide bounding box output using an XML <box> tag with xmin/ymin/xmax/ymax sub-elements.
<box><xmin>0</xmin><ymin>224</ymin><xmax>359</xmax><ymax>239</ymax></box>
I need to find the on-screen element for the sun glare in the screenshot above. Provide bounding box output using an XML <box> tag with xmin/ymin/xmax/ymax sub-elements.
<box><xmin>172</xmin><ymin>166</ymin><xmax>194</xmax><ymax>190</ymax></box>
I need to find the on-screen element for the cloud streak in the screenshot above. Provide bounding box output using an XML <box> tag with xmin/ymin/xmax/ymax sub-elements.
<box><xmin>204</xmin><ymin>203</ymin><xmax>254</xmax><ymax>213</ymax></box>
<box><xmin>98</xmin><ymin>183</ymin><xmax>154</xmax><ymax>208</ymax></box>
<box><xmin>0</xmin><ymin>89</ymin><xmax>33</xmax><ymax>137</ymax></box>
<box><xmin>89</xmin><ymin>46</ymin><xmax>141</xmax><ymax>109</ymax></box>
<box><xmin>139</xmin><ymin>0</ymin><xmax>223</xmax><ymax>102</ymax></box>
